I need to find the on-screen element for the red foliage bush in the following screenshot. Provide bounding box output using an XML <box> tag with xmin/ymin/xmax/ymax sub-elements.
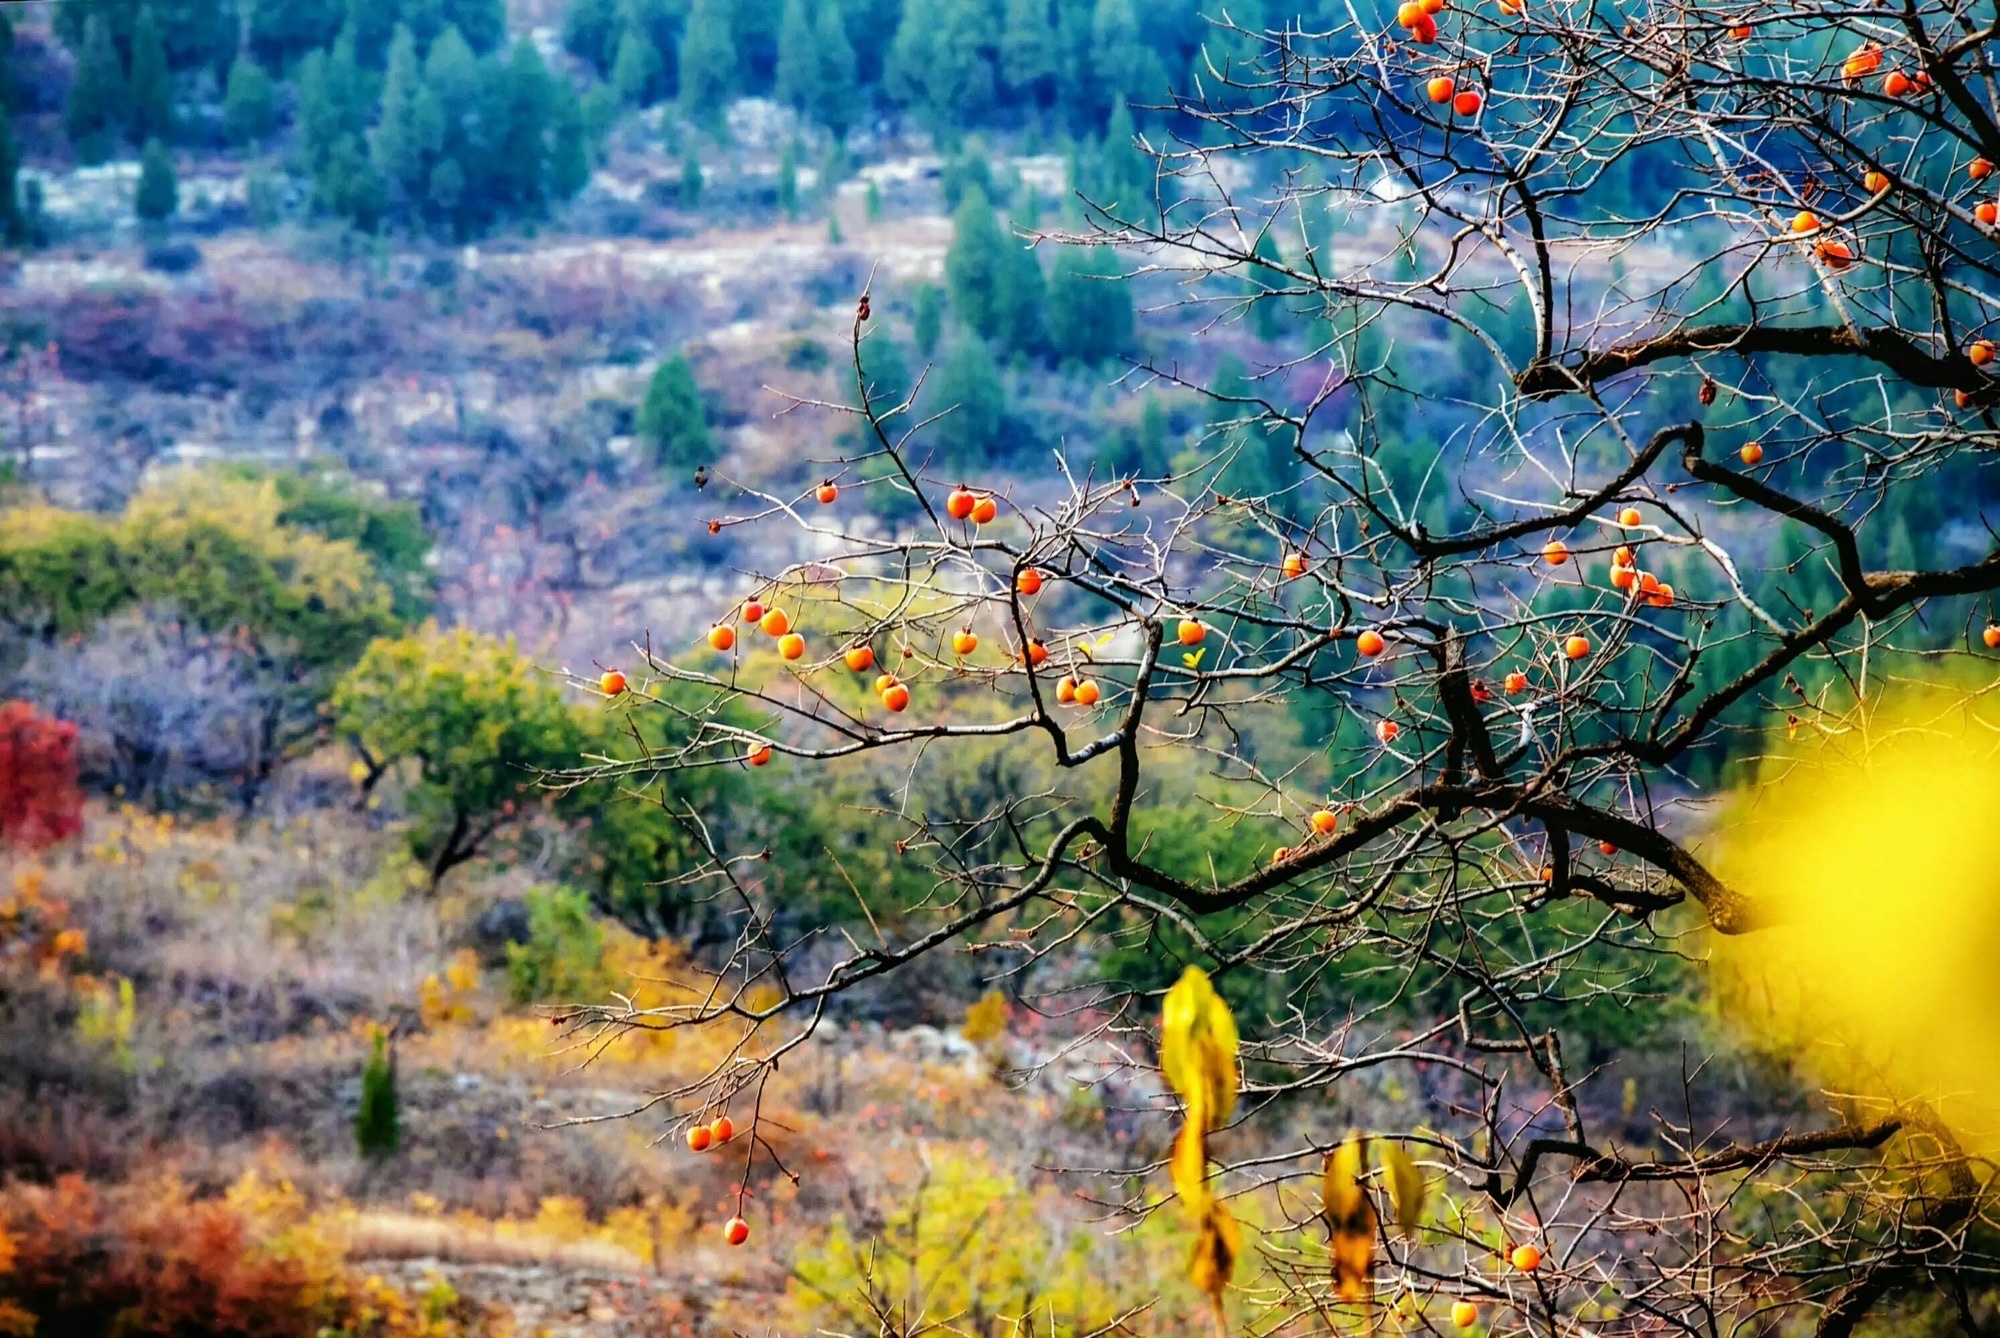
<box><xmin>0</xmin><ymin>702</ymin><xmax>82</xmax><ymax>851</ymax></box>
<box><xmin>0</xmin><ymin>1176</ymin><xmax>336</xmax><ymax>1338</ymax></box>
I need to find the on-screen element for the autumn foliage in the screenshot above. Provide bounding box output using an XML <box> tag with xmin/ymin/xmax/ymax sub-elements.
<box><xmin>0</xmin><ymin>701</ymin><xmax>82</xmax><ymax>852</ymax></box>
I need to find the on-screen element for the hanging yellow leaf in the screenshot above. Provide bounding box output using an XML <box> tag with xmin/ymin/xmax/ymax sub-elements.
<box><xmin>1380</xmin><ymin>1140</ymin><xmax>1428</xmax><ymax>1239</ymax></box>
<box><xmin>1187</xmin><ymin>1199</ymin><xmax>1241</xmax><ymax>1303</ymax></box>
<box><xmin>1324</xmin><ymin>1134</ymin><xmax>1376</xmax><ymax>1303</ymax></box>
<box><xmin>1169</xmin><ymin>1116</ymin><xmax>1210</xmax><ymax>1206</ymax></box>
<box><xmin>1183</xmin><ymin>648</ymin><xmax>1206</xmax><ymax>669</ymax></box>
<box><xmin>1160</xmin><ymin>966</ymin><xmax>1239</xmax><ymax>1124</ymax></box>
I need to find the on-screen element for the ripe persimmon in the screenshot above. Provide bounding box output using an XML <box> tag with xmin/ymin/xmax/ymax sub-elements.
<box><xmin>1646</xmin><ymin>582</ymin><xmax>1676</xmax><ymax>609</ymax></box>
<box><xmin>1074</xmin><ymin>679</ymin><xmax>1101</xmax><ymax>706</ymax></box>
<box><xmin>687</xmin><ymin>1125</ymin><xmax>712</xmax><ymax>1152</ymax></box>
<box><xmin>1542</xmin><ymin>538</ymin><xmax>1569</xmax><ymax>565</ymax></box>
<box><xmin>600</xmin><ymin>670</ymin><xmax>627</xmax><ymax>696</ymax></box>
<box><xmin>760</xmin><ymin>608</ymin><xmax>791</xmax><ymax>637</ymax></box>
<box><xmin>952</xmin><ymin>628</ymin><xmax>979</xmax><ymax>656</ymax></box>
<box><xmin>1178</xmin><ymin>619</ymin><xmax>1207</xmax><ymax>646</ymax></box>
<box><xmin>1614</xmin><ymin>545</ymin><xmax>1635</xmax><ymax>566</ymax></box>
<box><xmin>817</xmin><ymin>481</ymin><xmax>838</xmax><ymax>505</ymax></box>
<box><xmin>971</xmin><ymin>496</ymin><xmax>998</xmax><ymax>525</ymax></box>
<box><xmin>1972</xmin><ymin>340</ymin><xmax>1996</xmax><ymax>366</ymax></box>
<box><xmin>1980</xmin><ymin>203</ymin><xmax>1999</xmax><ymax>226</ymax></box>
<box><xmin>1376</xmin><ymin>719</ymin><xmax>1400</xmax><ymax>744</ymax></box>
<box><xmin>1056</xmin><ymin>675</ymin><xmax>1078</xmax><ymax>703</ymax></box>
<box><xmin>1864</xmin><ymin>170</ymin><xmax>1889</xmax><ymax>193</ymax></box>
<box><xmin>881</xmin><ymin>682</ymin><xmax>911</xmax><ymax>712</ymax></box>
<box><xmin>1427</xmin><ymin>76</ymin><xmax>1455</xmax><ymax>103</ymax></box>
<box><xmin>1974</xmin><ymin>157</ymin><xmax>1995</xmax><ymax>181</ymax></box>
<box><xmin>1984</xmin><ymin>624</ymin><xmax>2000</xmax><ymax>648</ymax></box>
<box><xmin>1841</xmin><ymin>45</ymin><xmax>1882</xmax><ymax>81</ymax></box>
<box><xmin>1618</xmin><ymin>506</ymin><xmax>1643</xmax><ymax>527</ymax></box>
<box><xmin>1599</xmin><ymin>840</ymin><xmax>1617</xmax><ymax>855</ymax></box>
<box><xmin>946</xmin><ymin>486</ymin><xmax>976</xmax><ymax>520</ymax></box>
<box><xmin>1739</xmin><ymin>441</ymin><xmax>1765</xmax><ymax>465</ymax></box>
<box><xmin>1504</xmin><ymin>670</ymin><xmax>1528</xmax><ymax>694</ymax></box>
<box><xmin>1026</xmin><ymin>640</ymin><xmax>1050</xmax><ymax>667</ymax></box>
<box><xmin>1883</xmin><ymin>70</ymin><xmax>1914</xmax><ymax>96</ymax></box>
<box><xmin>1396</xmin><ymin>1</ymin><xmax>1424</xmax><ymax>23</ymax></box>
<box><xmin>708</xmin><ymin>623</ymin><xmax>736</xmax><ymax>652</ymax></box>
<box><xmin>1789</xmin><ymin>210</ymin><xmax>1819</xmax><ymax>234</ymax></box>
<box><xmin>1454</xmin><ymin>89</ymin><xmax>1483</xmax><ymax>115</ymax></box>
<box><xmin>748</xmin><ymin>745</ymin><xmax>772</xmax><ymax>767</ymax></box>
<box><xmin>742</xmin><ymin>599</ymin><xmax>765</xmax><ymax>624</ymax></box>
<box><xmin>1451</xmin><ymin>1300</ymin><xmax>1478</xmax><ymax>1329</ymax></box>
<box><xmin>1564</xmin><ymin>634</ymin><xmax>1591</xmax><ymax>660</ymax></box>
<box><xmin>723</xmin><ymin>1217</ymin><xmax>750</xmax><ymax>1246</ymax></box>
<box><xmin>1470</xmin><ymin>679</ymin><xmax>1492</xmax><ymax>702</ymax></box>
<box><xmin>1729</xmin><ymin>22</ymin><xmax>1751</xmax><ymax>37</ymax></box>
<box><xmin>1511</xmin><ymin>1244</ymin><xmax>1544</xmax><ymax>1272</ymax></box>
<box><xmin>1310</xmin><ymin>809</ymin><xmax>1339</xmax><ymax>835</ymax></box>
<box><xmin>778</xmin><ymin>632</ymin><xmax>805</xmax><ymax>660</ymax></box>
<box><xmin>1282</xmin><ymin>551</ymin><xmax>1308</xmax><ymax>580</ymax></box>
<box><xmin>711</xmin><ymin>1116</ymin><xmax>735</xmax><ymax>1143</ymax></box>
<box><xmin>846</xmin><ymin>645</ymin><xmax>876</xmax><ymax>672</ymax></box>
<box><xmin>1357</xmin><ymin>629</ymin><xmax>1387</xmax><ymax>657</ymax></box>
<box><xmin>1816</xmin><ymin>240</ymin><xmax>1855</xmax><ymax>270</ymax></box>
<box><xmin>1408</xmin><ymin>12</ymin><xmax>1437</xmax><ymax>40</ymax></box>
<box><xmin>1017</xmin><ymin>567</ymin><xmax>1045</xmax><ymax>595</ymax></box>
<box><xmin>1610</xmin><ymin>562</ymin><xmax>1638</xmax><ymax>591</ymax></box>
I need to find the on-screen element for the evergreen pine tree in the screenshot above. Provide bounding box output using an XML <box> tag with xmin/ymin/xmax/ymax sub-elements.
<box><xmin>0</xmin><ymin>95</ymin><xmax>22</xmax><ymax>246</ymax></box>
<box><xmin>1052</xmin><ymin>0</ymin><xmax>1094</xmax><ymax>131</ymax></box>
<box><xmin>857</xmin><ymin>330</ymin><xmax>910</xmax><ymax>408</ymax></box>
<box><xmin>127</xmin><ymin>8</ymin><xmax>174</xmax><ymax>146</ymax></box>
<box><xmin>912</xmin><ymin>282</ymin><xmax>943</xmax><ymax>358</ymax></box>
<box><xmin>610</xmin><ymin>24</ymin><xmax>663</xmax><ymax>105</ymax></box>
<box><xmin>0</xmin><ymin>8</ymin><xmax>13</xmax><ymax>113</ymax></box>
<box><xmin>347</xmin><ymin>0</ymin><xmax>402</xmax><ymax>68</ymax></box>
<box><xmin>321</xmin><ymin>133</ymin><xmax>387</xmax><ymax>229</ymax></box>
<box><xmin>778</xmin><ymin>140</ymin><xmax>799</xmax><ymax>219</ymax></box>
<box><xmin>374</xmin><ymin>25</ymin><xmax>444</xmax><ymax>210</ymax></box>
<box><xmin>548</xmin><ymin>77</ymin><xmax>590</xmax><ymax>203</ymax></box>
<box><xmin>638</xmin><ymin>354</ymin><xmax>714</xmax><ymax>469</ymax></box>
<box><xmin>446</xmin><ymin>0</ymin><xmax>509</xmax><ymax>54</ymax></box>
<box><xmin>563</xmin><ymin>0</ymin><xmax>623</xmax><ymax>74</ymax></box>
<box><xmin>1095</xmin><ymin>101</ymin><xmax>1151</xmax><ymax>213</ymax></box>
<box><xmin>1000</xmin><ymin>0</ymin><xmax>1058</xmax><ymax>106</ymax></box>
<box><xmin>1089</xmin><ymin>0</ymin><xmax>1164</xmax><ymax>123</ymax></box>
<box><xmin>945</xmin><ymin>185</ymin><xmax>1007</xmax><ymax>340</ymax></box>
<box><xmin>731</xmin><ymin>0</ymin><xmax>783</xmax><ymax>91</ymax></box>
<box><xmin>993</xmin><ymin>222</ymin><xmax>1046</xmax><ymax>357</ymax></box>
<box><xmin>495</xmin><ymin>40</ymin><xmax>556</xmax><ymax>214</ymax></box>
<box><xmin>134</xmin><ymin>136</ymin><xmax>178</xmax><ymax>222</ymax></box>
<box><xmin>931</xmin><ymin>335</ymin><xmax>1007</xmax><ymax>467</ymax></box>
<box><xmin>889</xmin><ymin>0</ymin><xmax>998</xmax><ymax>128</ymax></box>
<box><xmin>811</xmin><ymin>0</ymin><xmax>860</xmax><ymax>137</ymax></box>
<box><xmin>1046</xmin><ymin>243</ymin><xmax>1134</xmax><ymax>364</ymax></box>
<box><xmin>66</xmin><ymin>17</ymin><xmax>128</xmax><ymax>165</ymax></box>
<box><xmin>680</xmin><ymin>146</ymin><xmax>704</xmax><ymax>207</ymax></box>
<box><xmin>774</xmin><ymin>0</ymin><xmax>816</xmax><ymax>114</ymax></box>
<box><xmin>355</xmin><ymin>1028</ymin><xmax>400</xmax><ymax>1158</ymax></box>
<box><xmin>677</xmin><ymin>0</ymin><xmax>736</xmax><ymax>125</ymax></box>
<box><xmin>224</xmin><ymin>55</ymin><xmax>279</xmax><ymax>145</ymax></box>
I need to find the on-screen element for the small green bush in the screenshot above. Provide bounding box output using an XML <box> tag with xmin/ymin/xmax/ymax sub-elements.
<box><xmin>354</xmin><ymin>1029</ymin><xmax>398</xmax><ymax>1158</ymax></box>
<box><xmin>505</xmin><ymin>885</ymin><xmax>608</xmax><ymax>1004</ymax></box>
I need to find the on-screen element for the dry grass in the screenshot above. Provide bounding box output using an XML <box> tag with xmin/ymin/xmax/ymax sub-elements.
<box><xmin>324</xmin><ymin>1210</ymin><xmax>650</xmax><ymax>1274</ymax></box>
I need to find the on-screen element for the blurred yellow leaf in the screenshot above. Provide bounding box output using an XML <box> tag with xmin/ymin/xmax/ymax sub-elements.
<box><xmin>1183</xmin><ymin>648</ymin><xmax>1206</xmax><ymax>669</ymax></box>
<box><xmin>1324</xmin><ymin>1134</ymin><xmax>1376</xmax><ymax>1303</ymax></box>
<box><xmin>1187</xmin><ymin>1199</ymin><xmax>1240</xmax><ymax>1305</ymax></box>
<box><xmin>1380</xmin><ymin>1140</ymin><xmax>1427</xmax><ymax>1239</ymax></box>
<box><xmin>1160</xmin><ymin>966</ymin><xmax>1238</xmax><ymax>1125</ymax></box>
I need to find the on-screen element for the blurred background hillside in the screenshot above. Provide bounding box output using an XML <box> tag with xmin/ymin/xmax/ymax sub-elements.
<box><xmin>0</xmin><ymin>0</ymin><xmax>1962</xmax><ymax>1334</ymax></box>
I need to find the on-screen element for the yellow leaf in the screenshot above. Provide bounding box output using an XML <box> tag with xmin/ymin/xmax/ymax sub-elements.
<box><xmin>1324</xmin><ymin>1134</ymin><xmax>1376</xmax><ymax>1303</ymax></box>
<box><xmin>1183</xmin><ymin>648</ymin><xmax>1206</xmax><ymax>669</ymax></box>
<box><xmin>1160</xmin><ymin>966</ymin><xmax>1239</xmax><ymax>1125</ymax></box>
<box><xmin>1380</xmin><ymin>1140</ymin><xmax>1427</xmax><ymax>1239</ymax></box>
<box><xmin>1187</xmin><ymin>1199</ymin><xmax>1240</xmax><ymax>1302</ymax></box>
<box><xmin>1169</xmin><ymin>1113</ymin><xmax>1210</xmax><ymax>1207</ymax></box>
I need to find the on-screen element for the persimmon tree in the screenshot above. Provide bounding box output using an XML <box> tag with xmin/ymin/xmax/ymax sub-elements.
<box><xmin>559</xmin><ymin>2</ymin><xmax>2000</xmax><ymax>1332</ymax></box>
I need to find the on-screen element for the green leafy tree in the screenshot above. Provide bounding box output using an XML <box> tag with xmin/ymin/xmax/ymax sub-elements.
<box><xmin>677</xmin><ymin>0</ymin><xmax>735</xmax><ymax>124</ymax></box>
<box><xmin>66</xmin><ymin>16</ymin><xmax>128</xmax><ymax>164</ymax></box>
<box><xmin>441</xmin><ymin>0</ymin><xmax>508</xmax><ymax>54</ymax></box>
<box><xmin>126</xmin><ymin>8</ymin><xmax>174</xmax><ymax>145</ymax></box>
<box><xmin>1092</xmin><ymin>101</ymin><xmax>1151</xmax><ymax>214</ymax></box>
<box><xmin>994</xmin><ymin>221</ymin><xmax>1046</xmax><ymax>356</ymax></box>
<box><xmin>1046</xmin><ymin>242</ymin><xmax>1133</xmax><ymax>364</ymax></box>
<box><xmin>505</xmin><ymin>886</ymin><xmax>609</xmax><ymax>1002</ymax></box>
<box><xmin>548</xmin><ymin>77</ymin><xmax>590</xmax><ymax>203</ymax></box>
<box><xmin>216</xmin><ymin>464</ymin><xmax>435</xmax><ymax>621</ymax></box>
<box><xmin>345</xmin><ymin>0</ymin><xmax>402</xmax><ymax>68</ymax></box>
<box><xmin>133</xmin><ymin>137</ymin><xmax>178</xmax><ymax>222</ymax></box>
<box><xmin>638</xmin><ymin>354</ymin><xmax>714</xmax><ymax>469</ymax></box>
<box><xmin>490</xmin><ymin>41</ymin><xmax>557</xmax><ymax>216</ymax></box>
<box><xmin>1087</xmin><ymin>0</ymin><xmax>1164</xmax><ymax>123</ymax></box>
<box><xmin>54</xmin><ymin>0</ymin><xmax>237</xmax><ymax>75</ymax></box>
<box><xmin>930</xmin><ymin>336</ymin><xmax>1007</xmax><ymax>466</ymax></box>
<box><xmin>773</xmin><ymin>0</ymin><xmax>816</xmax><ymax>114</ymax></box>
<box><xmin>0</xmin><ymin>508</ymin><xmax>132</xmax><ymax>643</ymax></box>
<box><xmin>563</xmin><ymin>0</ymin><xmax>623</xmax><ymax>72</ymax></box>
<box><xmin>332</xmin><ymin>626</ymin><xmax>588</xmax><ymax>888</ymax></box>
<box><xmin>223</xmin><ymin>55</ymin><xmax>279</xmax><ymax>144</ymax></box>
<box><xmin>355</xmin><ymin>1029</ymin><xmax>400</xmax><ymax>1158</ymax></box>
<box><xmin>945</xmin><ymin>185</ymin><xmax>1008</xmax><ymax>340</ymax></box>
